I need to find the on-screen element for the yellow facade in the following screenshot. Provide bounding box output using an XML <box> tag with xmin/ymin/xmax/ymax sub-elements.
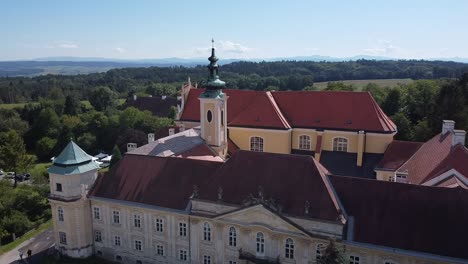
<box><xmin>365</xmin><ymin>133</ymin><xmax>394</xmax><ymax>153</ymax></box>
<box><xmin>229</xmin><ymin>127</ymin><xmax>292</xmax><ymax>154</ymax></box>
<box><xmin>291</xmin><ymin>129</ymin><xmax>318</xmax><ymax>151</ymax></box>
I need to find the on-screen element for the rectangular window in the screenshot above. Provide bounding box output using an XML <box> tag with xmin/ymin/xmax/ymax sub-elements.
<box><xmin>250</xmin><ymin>137</ymin><xmax>264</xmax><ymax>152</ymax></box>
<box><xmin>59</xmin><ymin>232</ymin><xmax>67</xmax><ymax>244</ymax></box>
<box><xmin>179</xmin><ymin>222</ymin><xmax>187</xmax><ymax>237</ymax></box>
<box><xmin>116</xmin><ymin>255</ymin><xmax>122</xmax><ymax>261</ymax></box>
<box><xmin>93</xmin><ymin>207</ymin><xmax>101</xmax><ymax>220</ymax></box>
<box><xmin>134</xmin><ymin>240</ymin><xmax>143</xmax><ymax>251</ymax></box>
<box><xmin>94</xmin><ymin>230</ymin><xmax>102</xmax><ymax>242</ymax></box>
<box><xmin>156</xmin><ymin>244</ymin><xmax>164</xmax><ymax>256</ymax></box>
<box><xmin>113</xmin><ymin>210</ymin><xmax>120</xmax><ymax>224</ymax></box>
<box><xmin>299</xmin><ymin>135</ymin><xmax>311</xmax><ymax>150</ymax></box>
<box><xmin>134</xmin><ymin>214</ymin><xmax>141</xmax><ymax>228</ymax></box>
<box><xmin>155</xmin><ymin>218</ymin><xmax>164</xmax><ymax>232</ymax></box>
<box><xmin>349</xmin><ymin>255</ymin><xmax>360</xmax><ymax>264</ymax></box>
<box><xmin>179</xmin><ymin>249</ymin><xmax>188</xmax><ymax>261</ymax></box>
<box><xmin>396</xmin><ymin>174</ymin><xmax>407</xmax><ymax>183</ymax></box>
<box><xmin>333</xmin><ymin>137</ymin><xmax>348</xmax><ymax>152</ymax></box>
<box><xmin>56</xmin><ymin>183</ymin><xmax>62</xmax><ymax>192</ymax></box>
<box><xmin>203</xmin><ymin>255</ymin><xmax>211</xmax><ymax>264</ymax></box>
<box><xmin>114</xmin><ymin>236</ymin><xmax>121</xmax><ymax>246</ymax></box>
<box><xmin>229</xmin><ymin>261</ymin><xmax>237</xmax><ymax>264</ymax></box>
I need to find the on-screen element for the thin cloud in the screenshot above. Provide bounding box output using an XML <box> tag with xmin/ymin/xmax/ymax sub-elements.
<box><xmin>193</xmin><ymin>40</ymin><xmax>252</xmax><ymax>55</ymax></box>
<box><xmin>364</xmin><ymin>40</ymin><xmax>400</xmax><ymax>56</ymax></box>
<box><xmin>114</xmin><ymin>47</ymin><xmax>126</xmax><ymax>53</ymax></box>
<box><xmin>46</xmin><ymin>41</ymin><xmax>79</xmax><ymax>49</ymax></box>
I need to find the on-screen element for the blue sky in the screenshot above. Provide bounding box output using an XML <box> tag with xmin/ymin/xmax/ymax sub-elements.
<box><xmin>1</xmin><ymin>0</ymin><xmax>467</xmax><ymax>60</ymax></box>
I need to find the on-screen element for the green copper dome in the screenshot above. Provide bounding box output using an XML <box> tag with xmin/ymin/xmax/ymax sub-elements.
<box><xmin>206</xmin><ymin>39</ymin><xmax>226</xmax><ymax>90</ymax></box>
<box><xmin>48</xmin><ymin>140</ymin><xmax>100</xmax><ymax>175</ymax></box>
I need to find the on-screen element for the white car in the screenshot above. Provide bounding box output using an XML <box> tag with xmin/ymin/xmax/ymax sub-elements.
<box><xmin>6</xmin><ymin>172</ymin><xmax>15</xmax><ymax>178</ymax></box>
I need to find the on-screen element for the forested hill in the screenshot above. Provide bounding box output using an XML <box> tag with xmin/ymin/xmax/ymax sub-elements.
<box><xmin>1</xmin><ymin>59</ymin><xmax>468</xmax><ymax>103</ymax></box>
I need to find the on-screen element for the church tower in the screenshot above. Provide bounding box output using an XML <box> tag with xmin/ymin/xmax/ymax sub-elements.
<box><xmin>48</xmin><ymin>140</ymin><xmax>100</xmax><ymax>258</ymax></box>
<box><xmin>199</xmin><ymin>39</ymin><xmax>228</xmax><ymax>157</ymax></box>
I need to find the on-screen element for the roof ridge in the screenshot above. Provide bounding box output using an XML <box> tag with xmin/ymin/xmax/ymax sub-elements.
<box><xmin>265</xmin><ymin>91</ymin><xmax>291</xmax><ymax>129</ymax></box>
<box><xmin>312</xmin><ymin>158</ymin><xmax>344</xmax><ymax>221</ymax></box>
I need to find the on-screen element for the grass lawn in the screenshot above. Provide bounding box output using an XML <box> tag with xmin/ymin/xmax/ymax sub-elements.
<box><xmin>313</xmin><ymin>78</ymin><xmax>414</xmax><ymax>90</ymax></box>
<box><xmin>0</xmin><ymin>220</ymin><xmax>52</xmax><ymax>255</ymax></box>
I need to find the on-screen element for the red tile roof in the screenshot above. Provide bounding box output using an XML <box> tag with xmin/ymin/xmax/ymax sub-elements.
<box><xmin>423</xmin><ymin>144</ymin><xmax>468</xmax><ymax>183</ymax></box>
<box><xmin>89</xmin><ymin>155</ymin><xmax>222</xmax><ymax>210</ymax></box>
<box><xmin>227</xmin><ymin>138</ymin><xmax>240</xmax><ymax>156</ymax></box>
<box><xmin>175</xmin><ymin>144</ymin><xmax>223</xmax><ymax>162</ymax></box>
<box><xmin>397</xmin><ymin>133</ymin><xmax>453</xmax><ymax>184</ymax></box>
<box><xmin>376</xmin><ymin>140</ymin><xmax>423</xmax><ymax>170</ymax></box>
<box><xmin>272</xmin><ymin>91</ymin><xmax>396</xmax><ymax>132</ymax></box>
<box><xmin>330</xmin><ymin>175</ymin><xmax>468</xmax><ymax>259</ymax></box>
<box><xmin>179</xmin><ymin>89</ymin><xmax>396</xmax><ymax>132</ymax></box>
<box><xmin>180</xmin><ymin>89</ymin><xmax>290</xmax><ymax>129</ymax></box>
<box><xmin>197</xmin><ymin>150</ymin><xmax>342</xmax><ymax>221</ymax></box>
<box><xmin>124</xmin><ymin>96</ymin><xmax>178</xmax><ymax>117</ymax></box>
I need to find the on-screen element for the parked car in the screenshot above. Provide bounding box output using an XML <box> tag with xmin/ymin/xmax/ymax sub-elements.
<box><xmin>6</xmin><ymin>172</ymin><xmax>15</xmax><ymax>178</ymax></box>
<box><xmin>23</xmin><ymin>173</ymin><xmax>31</xmax><ymax>180</ymax></box>
<box><xmin>0</xmin><ymin>169</ymin><xmax>4</xmax><ymax>176</ymax></box>
<box><xmin>15</xmin><ymin>174</ymin><xmax>24</xmax><ymax>182</ymax></box>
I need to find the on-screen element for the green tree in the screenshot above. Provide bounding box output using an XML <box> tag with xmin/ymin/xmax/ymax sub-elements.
<box><xmin>431</xmin><ymin>82</ymin><xmax>467</xmax><ymax>132</ymax></box>
<box><xmin>317</xmin><ymin>240</ymin><xmax>345</xmax><ymax>264</ymax></box>
<box><xmin>325</xmin><ymin>82</ymin><xmax>355</xmax><ymax>91</ymax></box>
<box><xmin>109</xmin><ymin>145</ymin><xmax>122</xmax><ymax>168</ymax></box>
<box><xmin>89</xmin><ymin>86</ymin><xmax>118</xmax><ymax>111</ymax></box>
<box><xmin>77</xmin><ymin>133</ymin><xmax>97</xmax><ymax>154</ymax></box>
<box><xmin>382</xmin><ymin>88</ymin><xmax>401</xmax><ymax>116</ymax></box>
<box><xmin>363</xmin><ymin>83</ymin><xmax>387</xmax><ymax>105</ymax></box>
<box><xmin>64</xmin><ymin>95</ymin><xmax>82</xmax><ymax>115</ymax></box>
<box><xmin>392</xmin><ymin>112</ymin><xmax>413</xmax><ymax>141</ymax></box>
<box><xmin>0</xmin><ymin>130</ymin><xmax>36</xmax><ymax>179</ymax></box>
<box><xmin>36</xmin><ymin>137</ymin><xmax>57</xmax><ymax>161</ymax></box>
<box><xmin>412</xmin><ymin>119</ymin><xmax>433</xmax><ymax>142</ymax></box>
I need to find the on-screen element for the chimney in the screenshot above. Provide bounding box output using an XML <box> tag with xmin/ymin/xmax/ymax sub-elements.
<box><xmin>168</xmin><ymin>128</ymin><xmax>175</xmax><ymax>136</ymax></box>
<box><xmin>127</xmin><ymin>143</ymin><xmax>137</xmax><ymax>152</ymax></box>
<box><xmin>148</xmin><ymin>133</ymin><xmax>155</xmax><ymax>143</ymax></box>
<box><xmin>452</xmin><ymin>130</ymin><xmax>466</xmax><ymax>146</ymax></box>
<box><xmin>162</xmin><ymin>95</ymin><xmax>167</xmax><ymax>100</ymax></box>
<box><xmin>179</xmin><ymin>124</ymin><xmax>185</xmax><ymax>132</ymax></box>
<box><xmin>442</xmin><ymin>120</ymin><xmax>455</xmax><ymax>134</ymax></box>
<box><xmin>133</xmin><ymin>94</ymin><xmax>137</xmax><ymax>101</ymax></box>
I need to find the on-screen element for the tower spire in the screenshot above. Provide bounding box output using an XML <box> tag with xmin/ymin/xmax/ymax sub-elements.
<box><xmin>206</xmin><ymin>39</ymin><xmax>225</xmax><ymax>91</ymax></box>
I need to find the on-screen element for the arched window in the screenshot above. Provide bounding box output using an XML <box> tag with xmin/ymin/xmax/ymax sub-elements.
<box><xmin>299</xmin><ymin>135</ymin><xmax>311</xmax><ymax>150</ymax></box>
<box><xmin>316</xmin><ymin>243</ymin><xmax>324</xmax><ymax>260</ymax></box>
<box><xmin>250</xmin><ymin>137</ymin><xmax>264</xmax><ymax>152</ymax></box>
<box><xmin>333</xmin><ymin>137</ymin><xmax>348</xmax><ymax>152</ymax></box>
<box><xmin>285</xmin><ymin>238</ymin><xmax>294</xmax><ymax>259</ymax></box>
<box><xmin>229</xmin><ymin>227</ymin><xmax>237</xmax><ymax>247</ymax></box>
<box><xmin>57</xmin><ymin>207</ymin><xmax>64</xmax><ymax>222</ymax></box>
<box><xmin>203</xmin><ymin>222</ymin><xmax>211</xmax><ymax>241</ymax></box>
<box><xmin>256</xmin><ymin>232</ymin><xmax>265</xmax><ymax>255</ymax></box>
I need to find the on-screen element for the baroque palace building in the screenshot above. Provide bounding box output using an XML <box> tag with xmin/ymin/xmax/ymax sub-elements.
<box><xmin>48</xmin><ymin>43</ymin><xmax>468</xmax><ymax>264</ymax></box>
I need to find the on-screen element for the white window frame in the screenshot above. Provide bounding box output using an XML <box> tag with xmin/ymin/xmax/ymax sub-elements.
<box><xmin>156</xmin><ymin>244</ymin><xmax>164</xmax><ymax>256</ymax></box>
<box><xmin>59</xmin><ymin>231</ymin><xmax>67</xmax><ymax>245</ymax></box>
<box><xmin>57</xmin><ymin>207</ymin><xmax>64</xmax><ymax>222</ymax></box>
<box><xmin>179</xmin><ymin>222</ymin><xmax>187</xmax><ymax>237</ymax></box>
<box><xmin>349</xmin><ymin>255</ymin><xmax>360</xmax><ymax>264</ymax></box>
<box><xmin>229</xmin><ymin>226</ymin><xmax>237</xmax><ymax>247</ymax></box>
<box><xmin>396</xmin><ymin>173</ymin><xmax>408</xmax><ymax>183</ymax></box>
<box><xmin>203</xmin><ymin>255</ymin><xmax>211</xmax><ymax>264</ymax></box>
<box><xmin>256</xmin><ymin>232</ymin><xmax>265</xmax><ymax>255</ymax></box>
<box><xmin>333</xmin><ymin>137</ymin><xmax>348</xmax><ymax>152</ymax></box>
<box><xmin>114</xmin><ymin>235</ymin><xmax>121</xmax><ymax>246</ymax></box>
<box><xmin>316</xmin><ymin>243</ymin><xmax>324</xmax><ymax>260</ymax></box>
<box><xmin>179</xmin><ymin>249</ymin><xmax>188</xmax><ymax>261</ymax></box>
<box><xmin>94</xmin><ymin>230</ymin><xmax>102</xmax><ymax>242</ymax></box>
<box><xmin>134</xmin><ymin>240</ymin><xmax>143</xmax><ymax>251</ymax></box>
<box><xmin>250</xmin><ymin>136</ymin><xmax>264</xmax><ymax>152</ymax></box>
<box><xmin>134</xmin><ymin>214</ymin><xmax>141</xmax><ymax>228</ymax></box>
<box><xmin>113</xmin><ymin>210</ymin><xmax>120</xmax><ymax>224</ymax></box>
<box><xmin>93</xmin><ymin>207</ymin><xmax>101</xmax><ymax>220</ymax></box>
<box><xmin>285</xmin><ymin>238</ymin><xmax>294</xmax><ymax>259</ymax></box>
<box><xmin>203</xmin><ymin>222</ymin><xmax>211</xmax><ymax>241</ymax></box>
<box><xmin>299</xmin><ymin>135</ymin><xmax>311</xmax><ymax>150</ymax></box>
<box><xmin>155</xmin><ymin>218</ymin><xmax>164</xmax><ymax>233</ymax></box>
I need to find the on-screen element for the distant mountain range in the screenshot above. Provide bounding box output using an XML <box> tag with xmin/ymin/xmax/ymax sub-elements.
<box><xmin>1</xmin><ymin>55</ymin><xmax>467</xmax><ymax>77</ymax></box>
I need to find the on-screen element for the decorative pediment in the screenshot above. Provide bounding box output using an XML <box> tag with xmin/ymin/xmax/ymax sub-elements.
<box><xmin>214</xmin><ymin>204</ymin><xmax>309</xmax><ymax>237</ymax></box>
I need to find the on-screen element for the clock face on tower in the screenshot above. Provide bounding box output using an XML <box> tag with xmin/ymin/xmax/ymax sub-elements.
<box><xmin>207</xmin><ymin>110</ymin><xmax>213</xmax><ymax>123</ymax></box>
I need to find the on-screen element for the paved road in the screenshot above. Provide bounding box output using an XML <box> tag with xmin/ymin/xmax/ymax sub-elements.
<box><xmin>0</xmin><ymin>228</ymin><xmax>54</xmax><ymax>264</ymax></box>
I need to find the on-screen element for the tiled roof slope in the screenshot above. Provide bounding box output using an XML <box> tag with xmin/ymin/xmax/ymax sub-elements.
<box><xmin>397</xmin><ymin>133</ymin><xmax>453</xmax><ymax>184</ymax></box>
<box><xmin>272</xmin><ymin>91</ymin><xmax>396</xmax><ymax>132</ymax></box>
<box><xmin>124</xmin><ymin>96</ymin><xmax>178</xmax><ymax>117</ymax></box>
<box><xmin>376</xmin><ymin>140</ymin><xmax>423</xmax><ymax>170</ymax></box>
<box><xmin>424</xmin><ymin>144</ymin><xmax>468</xmax><ymax>183</ymax></box>
<box><xmin>179</xmin><ymin>89</ymin><xmax>395</xmax><ymax>132</ymax></box>
<box><xmin>330</xmin><ymin>175</ymin><xmax>468</xmax><ymax>260</ymax></box>
<box><xmin>198</xmin><ymin>151</ymin><xmax>342</xmax><ymax>222</ymax></box>
<box><xmin>89</xmin><ymin>155</ymin><xmax>223</xmax><ymax>210</ymax></box>
<box><xmin>180</xmin><ymin>89</ymin><xmax>290</xmax><ymax>129</ymax></box>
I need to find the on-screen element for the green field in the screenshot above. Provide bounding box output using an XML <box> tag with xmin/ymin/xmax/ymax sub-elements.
<box><xmin>313</xmin><ymin>78</ymin><xmax>414</xmax><ymax>90</ymax></box>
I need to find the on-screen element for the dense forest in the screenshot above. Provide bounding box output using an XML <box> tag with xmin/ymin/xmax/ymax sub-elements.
<box><xmin>1</xmin><ymin>59</ymin><xmax>468</xmax><ymax>103</ymax></box>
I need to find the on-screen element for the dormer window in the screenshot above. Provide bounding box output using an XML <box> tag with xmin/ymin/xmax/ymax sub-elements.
<box><xmin>333</xmin><ymin>137</ymin><xmax>348</xmax><ymax>152</ymax></box>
